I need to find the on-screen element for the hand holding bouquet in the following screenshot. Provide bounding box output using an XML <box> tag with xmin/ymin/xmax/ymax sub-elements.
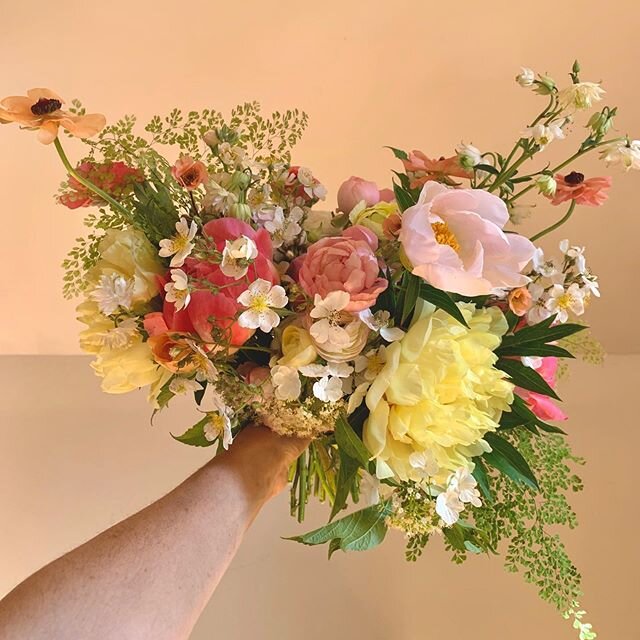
<box><xmin>3</xmin><ymin>61</ymin><xmax>636</xmax><ymax>638</ymax></box>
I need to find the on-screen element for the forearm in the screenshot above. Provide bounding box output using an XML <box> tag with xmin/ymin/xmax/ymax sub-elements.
<box><xmin>0</xmin><ymin>426</ymin><xmax>303</xmax><ymax>640</ymax></box>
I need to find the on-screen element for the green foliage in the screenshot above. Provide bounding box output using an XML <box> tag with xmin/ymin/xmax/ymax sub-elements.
<box><xmin>483</xmin><ymin>432</ymin><xmax>539</xmax><ymax>490</ymax></box>
<box><xmin>496</xmin><ymin>358</ymin><xmax>560</xmax><ymax>400</ymax></box>
<box><xmin>334</xmin><ymin>413</ymin><xmax>371</xmax><ymax>468</ymax></box>
<box><xmin>171</xmin><ymin>417</ymin><xmax>216</xmax><ymax>447</ymax></box>
<box><xmin>472</xmin><ymin>428</ymin><xmax>585</xmax><ymax>612</ymax></box>
<box><xmin>419</xmin><ymin>282</ymin><xmax>469</xmax><ymax>327</ymax></box>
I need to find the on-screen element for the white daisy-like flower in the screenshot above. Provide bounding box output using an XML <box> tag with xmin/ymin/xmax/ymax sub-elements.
<box><xmin>158</xmin><ymin>217</ymin><xmax>198</xmax><ymax>267</ymax></box>
<box><xmin>599</xmin><ymin>139</ymin><xmax>640</xmax><ymax>171</ymax></box>
<box><xmin>169</xmin><ymin>377</ymin><xmax>203</xmax><ymax>395</ymax></box>
<box><xmin>270</xmin><ymin>365</ymin><xmax>301</xmax><ymax>401</ymax></box>
<box><xmin>220</xmin><ymin>235</ymin><xmax>258</xmax><ymax>279</ymax></box>
<box><xmin>435</xmin><ymin>489</ymin><xmax>465</xmax><ymax>526</ymax></box>
<box><xmin>312</xmin><ymin>376</ymin><xmax>344</xmax><ymax>403</ymax></box>
<box><xmin>358</xmin><ymin>309</ymin><xmax>405</xmax><ymax>342</ymax></box>
<box><xmin>545</xmin><ymin>283</ymin><xmax>585</xmax><ymax>323</ymax></box>
<box><xmin>90</xmin><ymin>274</ymin><xmax>134</xmax><ymax>316</ymax></box>
<box><xmin>203</xmin><ymin>409</ymin><xmax>234</xmax><ymax>449</ymax></box>
<box><xmin>525</xmin><ymin>121</ymin><xmax>566</xmax><ymax>150</ymax></box>
<box><xmin>559</xmin><ymin>82</ymin><xmax>605</xmax><ymax>110</ymax></box>
<box><xmin>164</xmin><ymin>268</ymin><xmax>191</xmax><ymax>311</ymax></box>
<box><xmin>258</xmin><ymin>206</ymin><xmax>304</xmax><ymax>248</ymax></box>
<box><xmin>515</xmin><ymin>67</ymin><xmax>535</xmax><ymax>87</ymax></box>
<box><xmin>236</xmin><ymin>278</ymin><xmax>288</xmax><ymax>332</ymax></box>
<box><xmin>309</xmin><ymin>291</ymin><xmax>352</xmax><ymax>348</ymax></box>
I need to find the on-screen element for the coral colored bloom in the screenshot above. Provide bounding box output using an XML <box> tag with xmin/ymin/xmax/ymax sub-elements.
<box><xmin>549</xmin><ymin>172</ymin><xmax>612</xmax><ymax>206</ymax></box>
<box><xmin>516</xmin><ymin>357</ymin><xmax>567</xmax><ymax>422</ymax></box>
<box><xmin>399</xmin><ymin>182</ymin><xmax>536</xmax><ymax>296</ymax></box>
<box><xmin>58</xmin><ymin>161</ymin><xmax>143</xmax><ymax>209</ymax></box>
<box><xmin>401</xmin><ymin>150</ymin><xmax>471</xmax><ymax>188</ymax></box>
<box><xmin>508</xmin><ymin>287</ymin><xmax>533</xmax><ymax>317</ymax></box>
<box><xmin>337</xmin><ymin>177</ymin><xmax>381</xmax><ymax>213</ymax></box>
<box><xmin>378</xmin><ymin>187</ymin><xmax>395</xmax><ymax>202</ymax></box>
<box><xmin>158</xmin><ymin>218</ymin><xmax>278</xmax><ymax>348</ymax></box>
<box><xmin>297</xmin><ymin>225</ymin><xmax>388</xmax><ymax>313</ymax></box>
<box><xmin>171</xmin><ymin>156</ymin><xmax>208</xmax><ymax>190</ymax></box>
<box><xmin>0</xmin><ymin>88</ymin><xmax>105</xmax><ymax>144</ymax></box>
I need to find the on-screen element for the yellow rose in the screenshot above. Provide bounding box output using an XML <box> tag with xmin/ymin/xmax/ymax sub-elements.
<box><xmin>87</xmin><ymin>227</ymin><xmax>163</xmax><ymax>304</ymax></box>
<box><xmin>349</xmin><ymin>201</ymin><xmax>399</xmax><ymax>239</ymax></box>
<box><xmin>364</xmin><ymin>302</ymin><xmax>513</xmax><ymax>484</ymax></box>
<box><xmin>278</xmin><ymin>325</ymin><xmax>318</xmax><ymax>368</ymax></box>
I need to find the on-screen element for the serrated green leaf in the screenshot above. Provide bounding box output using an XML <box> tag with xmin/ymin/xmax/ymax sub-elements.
<box><xmin>334</xmin><ymin>414</ymin><xmax>371</xmax><ymax>468</ymax></box>
<box><xmin>496</xmin><ymin>358</ymin><xmax>561</xmax><ymax>400</ymax></box>
<box><xmin>483</xmin><ymin>432</ymin><xmax>539</xmax><ymax>490</ymax></box>
<box><xmin>287</xmin><ymin>501</ymin><xmax>392</xmax><ymax>554</ymax></box>
<box><xmin>171</xmin><ymin>417</ymin><xmax>216</xmax><ymax>447</ymax></box>
<box><xmin>386</xmin><ymin>146</ymin><xmax>409</xmax><ymax>160</ymax></box>
<box><xmin>418</xmin><ymin>283</ymin><xmax>469</xmax><ymax>327</ymax></box>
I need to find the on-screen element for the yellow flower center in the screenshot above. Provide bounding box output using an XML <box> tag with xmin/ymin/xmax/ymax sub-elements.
<box><xmin>432</xmin><ymin>222</ymin><xmax>460</xmax><ymax>252</ymax></box>
<box><xmin>250</xmin><ymin>294</ymin><xmax>269</xmax><ymax>312</ymax></box>
<box><xmin>556</xmin><ymin>293</ymin><xmax>574</xmax><ymax>309</ymax></box>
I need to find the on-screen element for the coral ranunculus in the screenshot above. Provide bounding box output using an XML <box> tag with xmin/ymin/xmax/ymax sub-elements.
<box><xmin>399</xmin><ymin>182</ymin><xmax>536</xmax><ymax>296</ymax></box>
<box><xmin>297</xmin><ymin>225</ymin><xmax>388</xmax><ymax>313</ymax></box>
<box><xmin>0</xmin><ymin>89</ymin><xmax>105</xmax><ymax>144</ymax></box>
<box><xmin>159</xmin><ymin>218</ymin><xmax>279</xmax><ymax>347</ymax></box>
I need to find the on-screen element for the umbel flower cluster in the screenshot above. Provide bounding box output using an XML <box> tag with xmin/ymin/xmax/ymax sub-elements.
<box><xmin>3</xmin><ymin>61</ymin><xmax>634</xmax><ymax>639</ymax></box>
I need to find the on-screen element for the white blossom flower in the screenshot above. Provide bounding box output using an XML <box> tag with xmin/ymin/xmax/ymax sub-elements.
<box><xmin>559</xmin><ymin>239</ymin><xmax>586</xmax><ymax>274</ymax></box>
<box><xmin>218</xmin><ymin>142</ymin><xmax>247</xmax><ymax>168</ymax></box>
<box><xmin>515</xmin><ymin>67</ymin><xmax>535</xmax><ymax>87</ymax></box>
<box><xmin>559</xmin><ymin>82</ymin><xmax>605</xmax><ymax>110</ymax></box>
<box><xmin>545</xmin><ymin>283</ymin><xmax>585</xmax><ymax>323</ymax></box>
<box><xmin>531</xmin><ymin>247</ymin><xmax>561</xmax><ymax>279</ymax></box>
<box><xmin>203</xmin><ymin>179</ymin><xmax>237</xmax><ymax>214</ymax></box>
<box><xmin>236</xmin><ymin>278</ymin><xmax>288</xmax><ymax>332</ymax></box>
<box><xmin>449</xmin><ymin>468</ymin><xmax>482</xmax><ymax>507</ymax></box>
<box><xmin>408</xmin><ymin>450</ymin><xmax>439</xmax><ymax>478</ymax></box>
<box><xmin>203</xmin><ymin>409</ymin><xmax>234</xmax><ymax>449</ymax></box>
<box><xmin>358</xmin><ymin>309</ymin><xmax>405</xmax><ymax>342</ymax></box>
<box><xmin>100</xmin><ymin>318</ymin><xmax>140</xmax><ymax>350</ymax></box>
<box><xmin>309</xmin><ymin>291</ymin><xmax>352</xmax><ymax>349</ymax></box>
<box><xmin>187</xmin><ymin>341</ymin><xmax>219</xmax><ymax>382</ymax></box>
<box><xmin>270</xmin><ymin>365</ymin><xmax>301</xmax><ymax>401</ymax></box>
<box><xmin>158</xmin><ymin>217</ymin><xmax>197</xmax><ymax>267</ymax></box>
<box><xmin>258</xmin><ymin>206</ymin><xmax>303</xmax><ymax>248</ymax></box>
<box><xmin>169</xmin><ymin>377</ymin><xmax>203</xmax><ymax>395</ymax></box>
<box><xmin>164</xmin><ymin>268</ymin><xmax>191</xmax><ymax>311</ymax></box>
<box><xmin>312</xmin><ymin>375</ymin><xmax>344</xmax><ymax>402</ymax></box>
<box><xmin>296</xmin><ymin>166</ymin><xmax>327</xmax><ymax>200</ymax></box>
<box><xmin>220</xmin><ymin>235</ymin><xmax>258</xmax><ymax>279</ymax></box>
<box><xmin>90</xmin><ymin>274</ymin><xmax>134</xmax><ymax>315</ymax></box>
<box><xmin>300</xmin><ymin>361</ymin><xmax>354</xmax><ymax>379</ymax></box>
<box><xmin>347</xmin><ymin>381</ymin><xmax>371</xmax><ymax>414</ymax></box>
<box><xmin>581</xmin><ymin>275</ymin><xmax>600</xmax><ymax>298</ymax></box>
<box><xmin>455</xmin><ymin>142</ymin><xmax>483</xmax><ymax>169</ymax></box>
<box><xmin>354</xmin><ymin>346</ymin><xmax>387</xmax><ymax>382</ymax></box>
<box><xmin>436</xmin><ymin>489</ymin><xmax>465</xmax><ymax>526</ymax></box>
<box><xmin>599</xmin><ymin>139</ymin><xmax>640</xmax><ymax>171</ymax></box>
<box><xmin>525</xmin><ymin>121</ymin><xmax>565</xmax><ymax>150</ymax></box>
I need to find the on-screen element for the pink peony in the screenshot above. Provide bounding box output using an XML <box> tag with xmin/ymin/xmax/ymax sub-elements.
<box><xmin>157</xmin><ymin>218</ymin><xmax>278</xmax><ymax>347</ymax></box>
<box><xmin>171</xmin><ymin>155</ymin><xmax>208</xmax><ymax>190</ymax></box>
<box><xmin>549</xmin><ymin>171</ymin><xmax>612</xmax><ymax>207</ymax></box>
<box><xmin>337</xmin><ymin>176</ymin><xmax>381</xmax><ymax>213</ymax></box>
<box><xmin>516</xmin><ymin>357</ymin><xmax>568</xmax><ymax>422</ymax></box>
<box><xmin>399</xmin><ymin>182</ymin><xmax>536</xmax><ymax>296</ymax></box>
<box><xmin>297</xmin><ymin>225</ymin><xmax>388</xmax><ymax>313</ymax></box>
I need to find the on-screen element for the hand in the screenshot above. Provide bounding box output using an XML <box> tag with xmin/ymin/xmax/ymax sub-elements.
<box><xmin>218</xmin><ymin>424</ymin><xmax>310</xmax><ymax>504</ymax></box>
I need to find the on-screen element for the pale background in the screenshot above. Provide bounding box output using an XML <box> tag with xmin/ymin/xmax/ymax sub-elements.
<box><xmin>1</xmin><ymin>0</ymin><xmax>639</xmax><ymax>638</ymax></box>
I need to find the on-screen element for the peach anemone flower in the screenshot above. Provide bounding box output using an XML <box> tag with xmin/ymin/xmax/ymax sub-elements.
<box><xmin>0</xmin><ymin>88</ymin><xmax>106</xmax><ymax>144</ymax></box>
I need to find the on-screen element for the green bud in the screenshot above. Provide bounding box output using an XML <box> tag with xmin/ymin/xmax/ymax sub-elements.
<box><xmin>228</xmin><ymin>171</ymin><xmax>251</xmax><ymax>193</ymax></box>
<box><xmin>534</xmin><ymin>75</ymin><xmax>556</xmax><ymax>95</ymax></box>
<box><xmin>228</xmin><ymin>203</ymin><xmax>252</xmax><ymax>222</ymax></box>
<box><xmin>536</xmin><ymin>174</ymin><xmax>557</xmax><ymax>197</ymax></box>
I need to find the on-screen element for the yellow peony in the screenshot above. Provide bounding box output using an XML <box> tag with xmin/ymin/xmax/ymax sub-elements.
<box><xmin>77</xmin><ymin>300</ymin><xmax>168</xmax><ymax>394</ymax></box>
<box><xmin>87</xmin><ymin>227</ymin><xmax>164</xmax><ymax>304</ymax></box>
<box><xmin>364</xmin><ymin>302</ymin><xmax>513</xmax><ymax>484</ymax></box>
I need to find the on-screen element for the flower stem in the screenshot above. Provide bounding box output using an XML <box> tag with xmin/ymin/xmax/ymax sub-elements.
<box><xmin>530</xmin><ymin>200</ymin><xmax>577</xmax><ymax>242</ymax></box>
<box><xmin>53</xmin><ymin>137</ymin><xmax>132</xmax><ymax>219</ymax></box>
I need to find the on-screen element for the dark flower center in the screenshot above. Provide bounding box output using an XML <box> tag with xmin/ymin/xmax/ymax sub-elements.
<box><xmin>565</xmin><ymin>171</ymin><xmax>584</xmax><ymax>185</ymax></box>
<box><xmin>31</xmin><ymin>98</ymin><xmax>62</xmax><ymax>116</ymax></box>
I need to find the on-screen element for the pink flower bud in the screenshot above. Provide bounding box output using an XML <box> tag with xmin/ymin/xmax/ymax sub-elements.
<box><xmin>336</xmin><ymin>176</ymin><xmax>380</xmax><ymax>213</ymax></box>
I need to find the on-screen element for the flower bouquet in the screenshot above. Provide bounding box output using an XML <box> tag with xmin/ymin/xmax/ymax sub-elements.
<box><xmin>3</xmin><ymin>61</ymin><xmax>637</xmax><ymax>637</ymax></box>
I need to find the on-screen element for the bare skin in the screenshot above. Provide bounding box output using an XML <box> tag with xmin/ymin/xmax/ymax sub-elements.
<box><xmin>0</xmin><ymin>425</ymin><xmax>309</xmax><ymax>640</ymax></box>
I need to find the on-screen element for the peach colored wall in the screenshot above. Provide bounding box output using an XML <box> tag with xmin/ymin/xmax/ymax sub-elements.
<box><xmin>0</xmin><ymin>0</ymin><xmax>639</xmax><ymax>354</ymax></box>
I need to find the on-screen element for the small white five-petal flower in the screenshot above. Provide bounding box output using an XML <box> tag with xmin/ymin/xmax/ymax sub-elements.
<box><xmin>220</xmin><ymin>235</ymin><xmax>258</xmax><ymax>279</ymax></box>
<box><xmin>309</xmin><ymin>291</ymin><xmax>351</xmax><ymax>348</ymax></box>
<box><xmin>159</xmin><ymin>217</ymin><xmax>198</xmax><ymax>267</ymax></box>
<box><xmin>236</xmin><ymin>278</ymin><xmax>288</xmax><ymax>332</ymax></box>
<box><xmin>164</xmin><ymin>268</ymin><xmax>191</xmax><ymax>311</ymax></box>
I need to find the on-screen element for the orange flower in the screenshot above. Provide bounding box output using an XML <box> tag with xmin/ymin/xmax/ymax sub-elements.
<box><xmin>508</xmin><ymin>287</ymin><xmax>533</xmax><ymax>317</ymax></box>
<box><xmin>549</xmin><ymin>171</ymin><xmax>612</xmax><ymax>207</ymax></box>
<box><xmin>402</xmin><ymin>150</ymin><xmax>472</xmax><ymax>188</ymax></box>
<box><xmin>171</xmin><ymin>155</ymin><xmax>208</xmax><ymax>190</ymax></box>
<box><xmin>0</xmin><ymin>88</ymin><xmax>106</xmax><ymax>144</ymax></box>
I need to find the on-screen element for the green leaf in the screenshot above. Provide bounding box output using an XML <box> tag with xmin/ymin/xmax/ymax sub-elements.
<box><xmin>334</xmin><ymin>414</ymin><xmax>371</xmax><ymax>468</ymax></box>
<box><xmin>501</xmin><ymin>316</ymin><xmax>587</xmax><ymax>349</ymax></box>
<box><xmin>483</xmin><ymin>432</ymin><xmax>539</xmax><ymax>490</ymax></box>
<box><xmin>393</xmin><ymin>181</ymin><xmax>416</xmax><ymax>212</ymax></box>
<box><xmin>496</xmin><ymin>344</ymin><xmax>575</xmax><ymax>359</ymax></box>
<box><xmin>474</xmin><ymin>163</ymin><xmax>499</xmax><ymax>175</ymax></box>
<box><xmin>472</xmin><ymin>459</ymin><xmax>493</xmax><ymax>502</ymax></box>
<box><xmin>500</xmin><ymin>395</ymin><xmax>567</xmax><ymax>435</ymax></box>
<box><xmin>496</xmin><ymin>358</ymin><xmax>561</xmax><ymax>400</ymax></box>
<box><xmin>401</xmin><ymin>272</ymin><xmax>421</xmax><ymax>325</ymax></box>
<box><xmin>418</xmin><ymin>283</ymin><xmax>469</xmax><ymax>327</ymax></box>
<box><xmin>386</xmin><ymin>146</ymin><xmax>409</xmax><ymax>161</ymax></box>
<box><xmin>287</xmin><ymin>501</ymin><xmax>392</xmax><ymax>555</ymax></box>
<box><xmin>171</xmin><ymin>417</ymin><xmax>216</xmax><ymax>447</ymax></box>
<box><xmin>330</xmin><ymin>453</ymin><xmax>360</xmax><ymax>521</ymax></box>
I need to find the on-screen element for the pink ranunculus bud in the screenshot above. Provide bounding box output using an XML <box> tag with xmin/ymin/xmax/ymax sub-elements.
<box><xmin>336</xmin><ymin>176</ymin><xmax>381</xmax><ymax>213</ymax></box>
<box><xmin>378</xmin><ymin>187</ymin><xmax>395</xmax><ymax>202</ymax></box>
